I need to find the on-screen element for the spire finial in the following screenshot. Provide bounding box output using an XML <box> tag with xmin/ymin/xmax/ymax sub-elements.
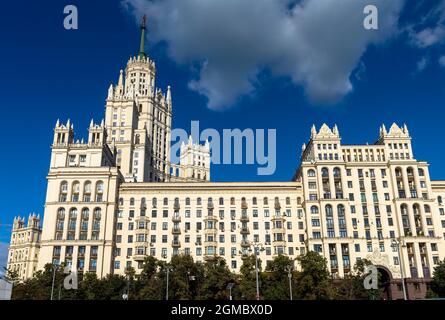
<box><xmin>138</xmin><ymin>15</ymin><xmax>147</xmax><ymax>59</ymax></box>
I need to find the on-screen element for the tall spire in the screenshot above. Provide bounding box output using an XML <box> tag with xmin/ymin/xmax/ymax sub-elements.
<box><xmin>138</xmin><ymin>15</ymin><xmax>147</xmax><ymax>59</ymax></box>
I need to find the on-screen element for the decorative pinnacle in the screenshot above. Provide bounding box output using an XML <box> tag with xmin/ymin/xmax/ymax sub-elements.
<box><xmin>138</xmin><ymin>15</ymin><xmax>147</xmax><ymax>59</ymax></box>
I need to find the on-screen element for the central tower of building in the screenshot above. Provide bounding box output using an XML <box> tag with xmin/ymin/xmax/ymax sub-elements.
<box><xmin>104</xmin><ymin>16</ymin><xmax>172</xmax><ymax>182</ymax></box>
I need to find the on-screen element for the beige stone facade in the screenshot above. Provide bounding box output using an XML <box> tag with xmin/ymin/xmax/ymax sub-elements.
<box><xmin>7</xmin><ymin>22</ymin><xmax>445</xmax><ymax>300</ymax></box>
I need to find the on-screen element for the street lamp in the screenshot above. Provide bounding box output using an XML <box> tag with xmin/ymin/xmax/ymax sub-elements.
<box><xmin>165</xmin><ymin>265</ymin><xmax>173</xmax><ymax>300</ymax></box>
<box><xmin>50</xmin><ymin>263</ymin><xmax>60</xmax><ymax>301</ymax></box>
<box><xmin>248</xmin><ymin>241</ymin><xmax>265</xmax><ymax>301</ymax></box>
<box><xmin>226</xmin><ymin>282</ymin><xmax>235</xmax><ymax>300</ymax></box>
<box><xmin>391</xmin><ymin>239</ymin><xmax>407</xmax><ymax>300</ymax></box>
<box><xmin>284</xmin><ymin>265</ymin><xmax>293</xmax><ymax>300</ymax></box>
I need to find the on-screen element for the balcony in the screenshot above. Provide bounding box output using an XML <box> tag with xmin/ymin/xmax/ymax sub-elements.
<box><xmin>172</xmin><ymin>240</ymin><xmax>181</xmax><ymax>247</ymax></box>
<box><xmin>240</xmin><ymin>214</ymin><xmax>249</xmax><ymax>222</ymax></box>
<box><xmin>240</xmin><ymin>227</ymin><xmax>250</xmax><ymax>234</ymax></box>
<box><xmin>133</xmin><ymin>254</ymin><xmax>146</xmax><ymax>261</ymax></box>
<box><xmin>172</xmin><ymin>227</ymin><xmax>181</xmax><ymax>234</ymax></box>
<box><xmin>241</xmin><ymin>202</ymin><xmax>248</xmax><ymax>210</ymax></box>
<box><xmin>241</xmin><ymin>240</ymin><xmax>250</xmax><ymax>247</ymax></box>
<box><xmin>174</xmin><ymin>202</ymin><xmax>180</xmax><ymax>210</ymax></box>
<box><xmin>172</xmin><ymin>215</ymin><xmax>181</xmax><ymax>223</ymax></box>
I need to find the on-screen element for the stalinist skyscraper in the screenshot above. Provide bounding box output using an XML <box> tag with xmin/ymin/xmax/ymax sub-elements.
<box><xmin>6</xmin><ymin>17</ymin><xmax>445</xmax><ymax>300</ymax></box>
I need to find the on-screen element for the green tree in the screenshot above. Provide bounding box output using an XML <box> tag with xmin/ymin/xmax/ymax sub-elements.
<box><xmin>158</xmin><ymin>254</ymin><xmax>203</xmax><ymax>300</ymax></box>
<box><xmin>294</xmin><ymin>251</ymin><xmax>334</xmax><ymax>300</ymax></box>
<box><xmin>430</xmin><ymin>259</ymin><xmax>445</xmax><ymax>297</ymax></box>
<box><xmin>12</xmin><ymin>263</ymin><xmax>66</xmax><ymax>300</ymax></box>
<box><xmin>262</xmin><ymin>255</ymin><xmax>295</xmax><ymax>300</ymax></box>
<box><xmin>334</xmin><ymin>259</ymin><xmax>381</xmax><ymax>300</ymax></box>
<box><xmin>136</xmin><ymin>256</ymin><xmax>163</xmax><ymax>300</ymax></box>
<box><xmin>197</xmin><ymin>256</ymin><xmax>235</xmax><ymax>300</ymax></box>
<box><xmin>237</xmin><ymin>254</ymin><xmax>262</xmax><ymax>300</ymax></box>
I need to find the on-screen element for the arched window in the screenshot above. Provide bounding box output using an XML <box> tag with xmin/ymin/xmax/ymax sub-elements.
<box><xmin>118</xmin><ymin>197</ymin><xmax>124</xmax><ymax>206</ymax></box>
<box><xmin>92</xmin><ymin>208</ymin><xmax>101</xmax><ymax>240</ymax></box>
<box><xmin>322</xmin><ymin>168</ymin><xmax>329</xmax><ymax>178</ymax></box>
<box><xmin>71</xmin><ymin>181</ymin><xmax>80</xmax><ymax>202</ymax></box>
<box><xmin>337</xmin><ymin>204</ymin><xmax>345</xmax><ymax>216</ymax></box>
<box><xmin>230</xmin><ymin>197</ymin><xmax>235</xmax><ymax>205</ymax></box>
<box><xmin>185</xmin><ymin>197</ymin><xmax>190</xmax><ymax>206</ymax></box>
<box><xmin>333</xmin><ymin>168</ymin><xmax>341</xmax><ymax>178</ymax></box>
<box><xmin>163</xmin><ymin>197</ymin><xmax>168</xmax><ymax>206</ymax></box>
<box><xmin>310</xmin><ymin>206</ymin><xmax>319</xmax><ymax>214</ymax></box>
<box><xmin>80</xmin><ymin>208</ymin><xmax>89</xmax><ymax>239</ymax></box>
<box><xmin>263</xmin><ymin>197</ymin><xmax>268</xmax><ymax>205</ymax></box>
<box><xmin>152</xmin><ymin>197</ymin><xmax>157</xmax><ymax>207</ymax></box>
<box><xmin>400</xmin><ymin>204</ymin><xmax>408</xmax><ymax>215</ymax></box>
<box><xmin>325</xmin><ymin>205</ymin><xmax>333</xmax><ymax>216</ymax></box>
<box><xmin>197</xmin><ymin>197</ymin><xmax>202</xmax><ymax>206</ymax></box>
<box><xmin>130</xmin><ymin>197</ymin><xmax>135</xmax><ymax>206</ymax></box>
<box><xmin>68</xmin><ymin>208</ymin><xmax>77</xmax><ymax>239</ymax></box>
<box><xmin>94</xmin><ymin>208</ymin><xmax>101</xmax><ymax>220</ymax></box>
<box><xmin>308</xmin><ymin>169</ymin><xmax>316</xmax><ymax>177</ymax></box>
<box><xmin>297</xmin><ymin>197</ymin><xmax>302</xmax><ymax>205</ymax></box>
<box><xmin>407</xmin><ymin>167</ymin><xmax>414</xmax><ymax>177</ymax></box>
<box><xmin>59</xmin><ymin>181</ymin><xmax>68</xmax><ymax>202</ymax></box>
<box><xmin>424</xmin><ymin>205</ymin><xmax>431</xmax><ymax>213</ymax></box>
<box><xmin>55</xmin><ymin>208</ymin><xmax>65</xmax><ymax>240</ymax></box>
<box><xmin>438</xmin><ymin>196</ymin><xmax>443</xmax><ymax>205</ymax></box>
<box><xmin>413</xmin><ymin>204</ymin><xmax>420</xmax><ymax>215</ymax></box>
<box><xmin>286</xmin><ymin>197</ymin><xmax>291</xmax><ymax>205</ymax></box>
<box><xmin>83</xmin><ymin>181</ymin><xmax>91</xmax><ymax>202</ymax></box>
<box><xmin>252</xmin><ymin>197</ymin><xmax>257</xmax><ymax>205</ymax></box>
<box><xmin>84</xmin><ymin>181</ymin><xmax>91</xmax><ymax>194</ymax></box>
<box><xmin>219</xmin><ymin>197</ymin><xmax>224</xmax><ymax>205</ymax></box>
<box><xmin>135</xmin><ymin>134</ymin><xmax>140</xmax><ymax>144</ymax></box>
<box><xmin>95</xmin><ymin>181</ymin><xmax>104</xmax><ymax>202</ymax></box>
<box><xmin>395</xmin><ymin>168</ymin><xmax>402</xmax><ymax>177</ymax></box>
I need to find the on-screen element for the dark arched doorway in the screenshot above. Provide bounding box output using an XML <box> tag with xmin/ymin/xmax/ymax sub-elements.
<box><xmin>377</xmin><ymin>266</ymin><xmax>392</xmax><ymax>300</ymax></box>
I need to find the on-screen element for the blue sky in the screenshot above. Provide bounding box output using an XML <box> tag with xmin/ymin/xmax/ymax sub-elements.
<box><xmin>0</xmin><ymin>0</ymin><xmax>445</xmax><ymax>269</ymax></box>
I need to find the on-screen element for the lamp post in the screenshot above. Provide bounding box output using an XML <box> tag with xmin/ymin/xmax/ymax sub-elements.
<box><xmin>392</xmin><ymin>239</ymin><xmax>407</xmax><ymax>300</ymax></box>
<box><xmin>226</xmin><ymin>282</ymin><xmax>234</xmax><ymax>300</ymax></box>
<box><xmin>284</xmin><ymin>265</ymin><xmax>293</xmax><ymax>300</ymax></box>
<box><xmin>248</xmin><ymin>241</ymin><xmax>264</xmax><ymax>301</ymax></box>
<box><xmin>165</xmin><ymin>265</ymin><xmax>173</xmax><ymax>300</ymax></box>
<box><xmin>50</xmin><ymin>264</ymin><xmax>60</xmax><ymax>301</ymax></box>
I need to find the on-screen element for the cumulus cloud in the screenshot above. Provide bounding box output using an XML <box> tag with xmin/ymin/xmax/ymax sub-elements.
<box><xmin>123</xmin><ymin>0</ymin><xmax>404</xmax><ymax>110</ymax></box>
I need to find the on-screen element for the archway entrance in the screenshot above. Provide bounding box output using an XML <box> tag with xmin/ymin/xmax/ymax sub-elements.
<box><xmin>377</xmin><ymin>266</ymin><xmax>392</xmax><ymax>300</ymax></box>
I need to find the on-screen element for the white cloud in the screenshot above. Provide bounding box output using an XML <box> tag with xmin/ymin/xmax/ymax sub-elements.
<box><xmin>123</xmin><ymin>0</ymin><xmax>404</xmax><ymax>109</ymax></box>
<box><xmin>409</xmin><ymin>0</ymin><xmax>445</xmax><ymax>48</ymax></box>
<box><xmin>439</xmin><ymin>55</ymin><xmax>445</xmax><ymax>67</ymax></box>
<box><xmin>415</xmin><ymin>56</ymin><xmax>429</xmax><ymax>73</ymax></box>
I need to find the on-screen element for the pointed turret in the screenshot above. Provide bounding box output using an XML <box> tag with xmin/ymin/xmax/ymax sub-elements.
<box><xmin>118</xmin><ymin>70</ymin><xmax>124</xmax><ymax>87</ymax></box>
<box><xmin>166</xmin><ymin>85</ymin><xmax>172</xmax><ymax>106</ymax></box>
<box><xmin>107</xmin><ymin>84</ymin><xmax>114</xmax><ymax>100</ymax></box>
<box><xmin>311</xmin><ymin>125</ymin><xmax>317</xmax><ymax>138</ymax></box>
